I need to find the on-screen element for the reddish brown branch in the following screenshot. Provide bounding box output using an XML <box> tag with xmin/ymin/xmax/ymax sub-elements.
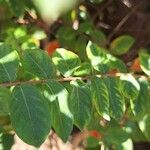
<box><xmin>0</xmin><ymin>73</ymin><xmax>149</xmax><ymax>87</ymax></box>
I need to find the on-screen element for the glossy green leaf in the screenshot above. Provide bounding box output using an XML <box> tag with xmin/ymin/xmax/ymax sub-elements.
<box><xmin>120</xmin><ymin>74</ymin><xmax>140</xmax><ymax>100</ymax></box>
<box><xmin>86</xmin><ymin>41</ymin><xmax>110</xmax><ymax>73</ymax></box>
<box><xmin>43</xmin><ymin>81</ymin><xmax>73</xmax><ymax>141</ymax></box>
<box><xmin>132</xmin><ymin>78</ymin><xmax>150</xmax><ymax>119</ymax></box>
<box><xmin>86</xmin><ymin>41</ymin><xmax>127</xmax><ymax>73</ymax></box>
<box><xmin>0</xmin><ymin>43</ymin><xmax>19</xmax><ymax>83</ymax></box>
<box><xmin>10</xmin><ymin>84</ymin><xmax>51</xmax><ymax>147</ymax></box>
<box><xmin>91</xmin><ymin>77</ymin><xmax>110</xmax><ymax>120</ymax></box>
<box><xmin>52</xmin><ymin>48</ymin><xmax>81</xmax><ymax>77</ymax></box>
<box><xmin>110</xmin><ymin>35</ymin><xmax>135</xmax><ymax>55</ymax></box>
<box><xmin>105</xmin><ymin>77</ymin><xmax>125</xmax><ymax>120</ymax></box>
<box><xmin>69</xmin><ymin>81</ymin><xmax>92</xmax><ymax>129</ymax></box>
<box><xmin>21</xmin><ymin>49</ymin><xmax>55</xmax><ymax>79</ymax></box>
<box><xmin>139</xmin><ymin>52</ymin><xmax>150</xmax><ymax>76</ymax></box>
<box><xmin>0</xmin><ymin>87</ymin><xmax>12</xmax><ymax>116</ymax></box>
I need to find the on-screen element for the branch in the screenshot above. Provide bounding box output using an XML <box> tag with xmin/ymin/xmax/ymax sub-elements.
<box><xmin>0</xmin><ymin>73</ymin><xmax>149</xmax><ymax>87</ymax></box>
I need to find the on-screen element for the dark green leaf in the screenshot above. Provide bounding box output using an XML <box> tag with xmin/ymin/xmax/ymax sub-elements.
<box><xmin>120</xmin><ymin>74</ymin><xmax>140</xmax><ymax>100</ymax></box>
<box><xmin>10</xmin><ymin>84</ymin><xmax>51</xmax><ymax>147</ymax></box>
<box><xmin>105</xmin><ymin>77</ymin><xmax>125</xmax><ymax>120</ymax></box>
<box><xmin>69</xmin><ymin>81</ymin><xmax>92</xmax><ymax>129</ymax></box>
<box><xmin>51</xmin><ymin>100</ymin><xmax>73</xmax><ymax>142</ymax></box>
<box><xmin>21</xmin><ymin>49</ymin><xmax>55</xmax><ymax>79</ymax></box>
<box><xmin>0</xmin><ymin>43</ymin><xmax>19</xmax><ymax>83</ymax></box>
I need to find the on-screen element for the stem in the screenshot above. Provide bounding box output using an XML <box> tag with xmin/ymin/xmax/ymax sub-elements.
<box><xmin>0</xmin><ymin>73</ymin><xmax>149</xmax><ymax>87</ymax></box>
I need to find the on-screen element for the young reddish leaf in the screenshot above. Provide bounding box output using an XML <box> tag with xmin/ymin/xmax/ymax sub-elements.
<box><xmin>46</xmin><ymin>40</ymin><xmax>60</xmax><ymax>55</ymax></box>
<box><xmin>130</xmin><ymin>58</ymin><xmax>142</xmax><ymax>72</ymax></box>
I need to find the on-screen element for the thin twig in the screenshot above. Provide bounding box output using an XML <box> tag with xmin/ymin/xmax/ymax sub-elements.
<box><xmin>0</xmin><ymin>73</ymin><xmax>149</xmax><ymax>87</ymax></box>
<box><xmin>107</xmin><ymin>0</ymin><xmax>145</xmax><ymax>44</ymax></box>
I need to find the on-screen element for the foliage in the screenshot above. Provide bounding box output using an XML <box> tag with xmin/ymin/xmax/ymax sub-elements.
<box><xmin>0</xmin><ymin>0</ymin><xmax>149</xmax><ymax>149</ymax></box>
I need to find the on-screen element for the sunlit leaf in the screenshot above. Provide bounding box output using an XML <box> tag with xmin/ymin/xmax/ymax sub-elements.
<box><xmin>139</xmin><ymin>52</ymin><xmax>150</xmax><ymax>76</ymax></box>
<box><xmin>0</xmin><ymin>43</ymin><xmax>19</xmax><ymax>83</ymax></box>
<box><xmin>43</xmin><ymin>81</ymin><xmax>73</xmax><ymax>141</ymax></box>
<box><xmin>52</xmin><ymin>48</ymin><xmax>81</xmax><ymax>77</ymax></box>
<box><xmin>91</xmin><ymin>77</ymin><xmax>110</xmax><ymax>120</ymax></box>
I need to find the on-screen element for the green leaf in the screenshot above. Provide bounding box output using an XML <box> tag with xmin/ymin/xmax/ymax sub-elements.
<box><xmin>69</xmin><ymin>81</ymin><xmax>92</xmax><ymax>129</ymax></box>
<box><xmin>21</xmin><ymin>48</ymin><xmax>55</xmax><ymax>79</ymax></box>
<box><xmin>105</xmin><ymin>77</ymin><xmax>125</xmax><ymax>120</ymax></box>
<box><xmin>73</xmin><ymin>62</ymin><xmax>92</xmax><ymax>76</ymax></box>
<box><xmin>139</xmin><ymin>52</ymin><xmax>150</xmax><ymax>76</ymax></box>
<box><xmin>0</xmin><ymin>43</ymin><xmax>19</xmax><ymax>83</ymax></box>
<box><xmin>52</xmin><ymin>48</ymin><xmax>81</xmax><ymax>77</ymax></box>
<box><xmin>131</xmin><ymin>78</ymin><xmax>150</xmax><ymax>120</ymax></box>
<box><xmin>86</xmin><ymin>111</ymin><xmax>104</xmax><ymax>148</ymax></box>
<box><xmin>90</xmin><ymin>30</ymin><xmax>106</xmax><ymax>46</ymax></box>
<box><xmin>43</xmin><ymin>81</ymin><xmax>73</xmax><ymax>142</ymax></box>
<box><xmin>120</xmin><ymin>74</ymin><xmax>140</xmax><ymax>100</ymax></box>
<box><xmin>10</xmin><ymin>84</ymin><xmax>51</xmax><ymax>147</ymax></box>
<box><xmin>51</xmin><ymin>100</ymin><xmax>73</xmax><ymax>142</ymax></box>
<box><xmin>91</xmin><ymin>77</ymin><xmax>110</xmax><ymax>120</ymax></box>
<box><xmin>107</xmin><ymin>54</ymin><xmax>127</xmax><ymax>72</ymax></box>
<box><xmin>103</xmin><ymin>121</ymin><xmax>128</xmax><ymax>145</ymax></box>
<box><xmin>86</xmin><ymin>41</ymin><xmax>127</xmax><ymax>73</ymax></box>
<box><xmin>0</xmin><ymin>87</ymin><xmax>12</xmax><ymax>116</ymax></box>
<box><xmin>139</xmin><ymin>114</ymin><xmax>150</xmax><ymax>141</ymax></box>
<box><xmin>86</xmin><ymin>41</ymin><xmax>110</xmax><ymax>73</ymax></box>
<box><xmin>2</xmin><ymin>133</ymin><xmax>14</xmax><ymax>150</ymax></box>
<box><xmin>43</xmin><ymin>81</ymin><xmax>68</xmax><ymax>102</ymax></box>
<box><xmin>110</xmin><ymin>35</ymin><xmax>135</xmax><ymax>55</ymax></box>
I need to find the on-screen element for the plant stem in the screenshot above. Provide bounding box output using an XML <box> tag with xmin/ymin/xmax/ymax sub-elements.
<box><xmin>0</xmin><ymin>73</ymin><xmax>149</xmax><ymax>87</ymax></box>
